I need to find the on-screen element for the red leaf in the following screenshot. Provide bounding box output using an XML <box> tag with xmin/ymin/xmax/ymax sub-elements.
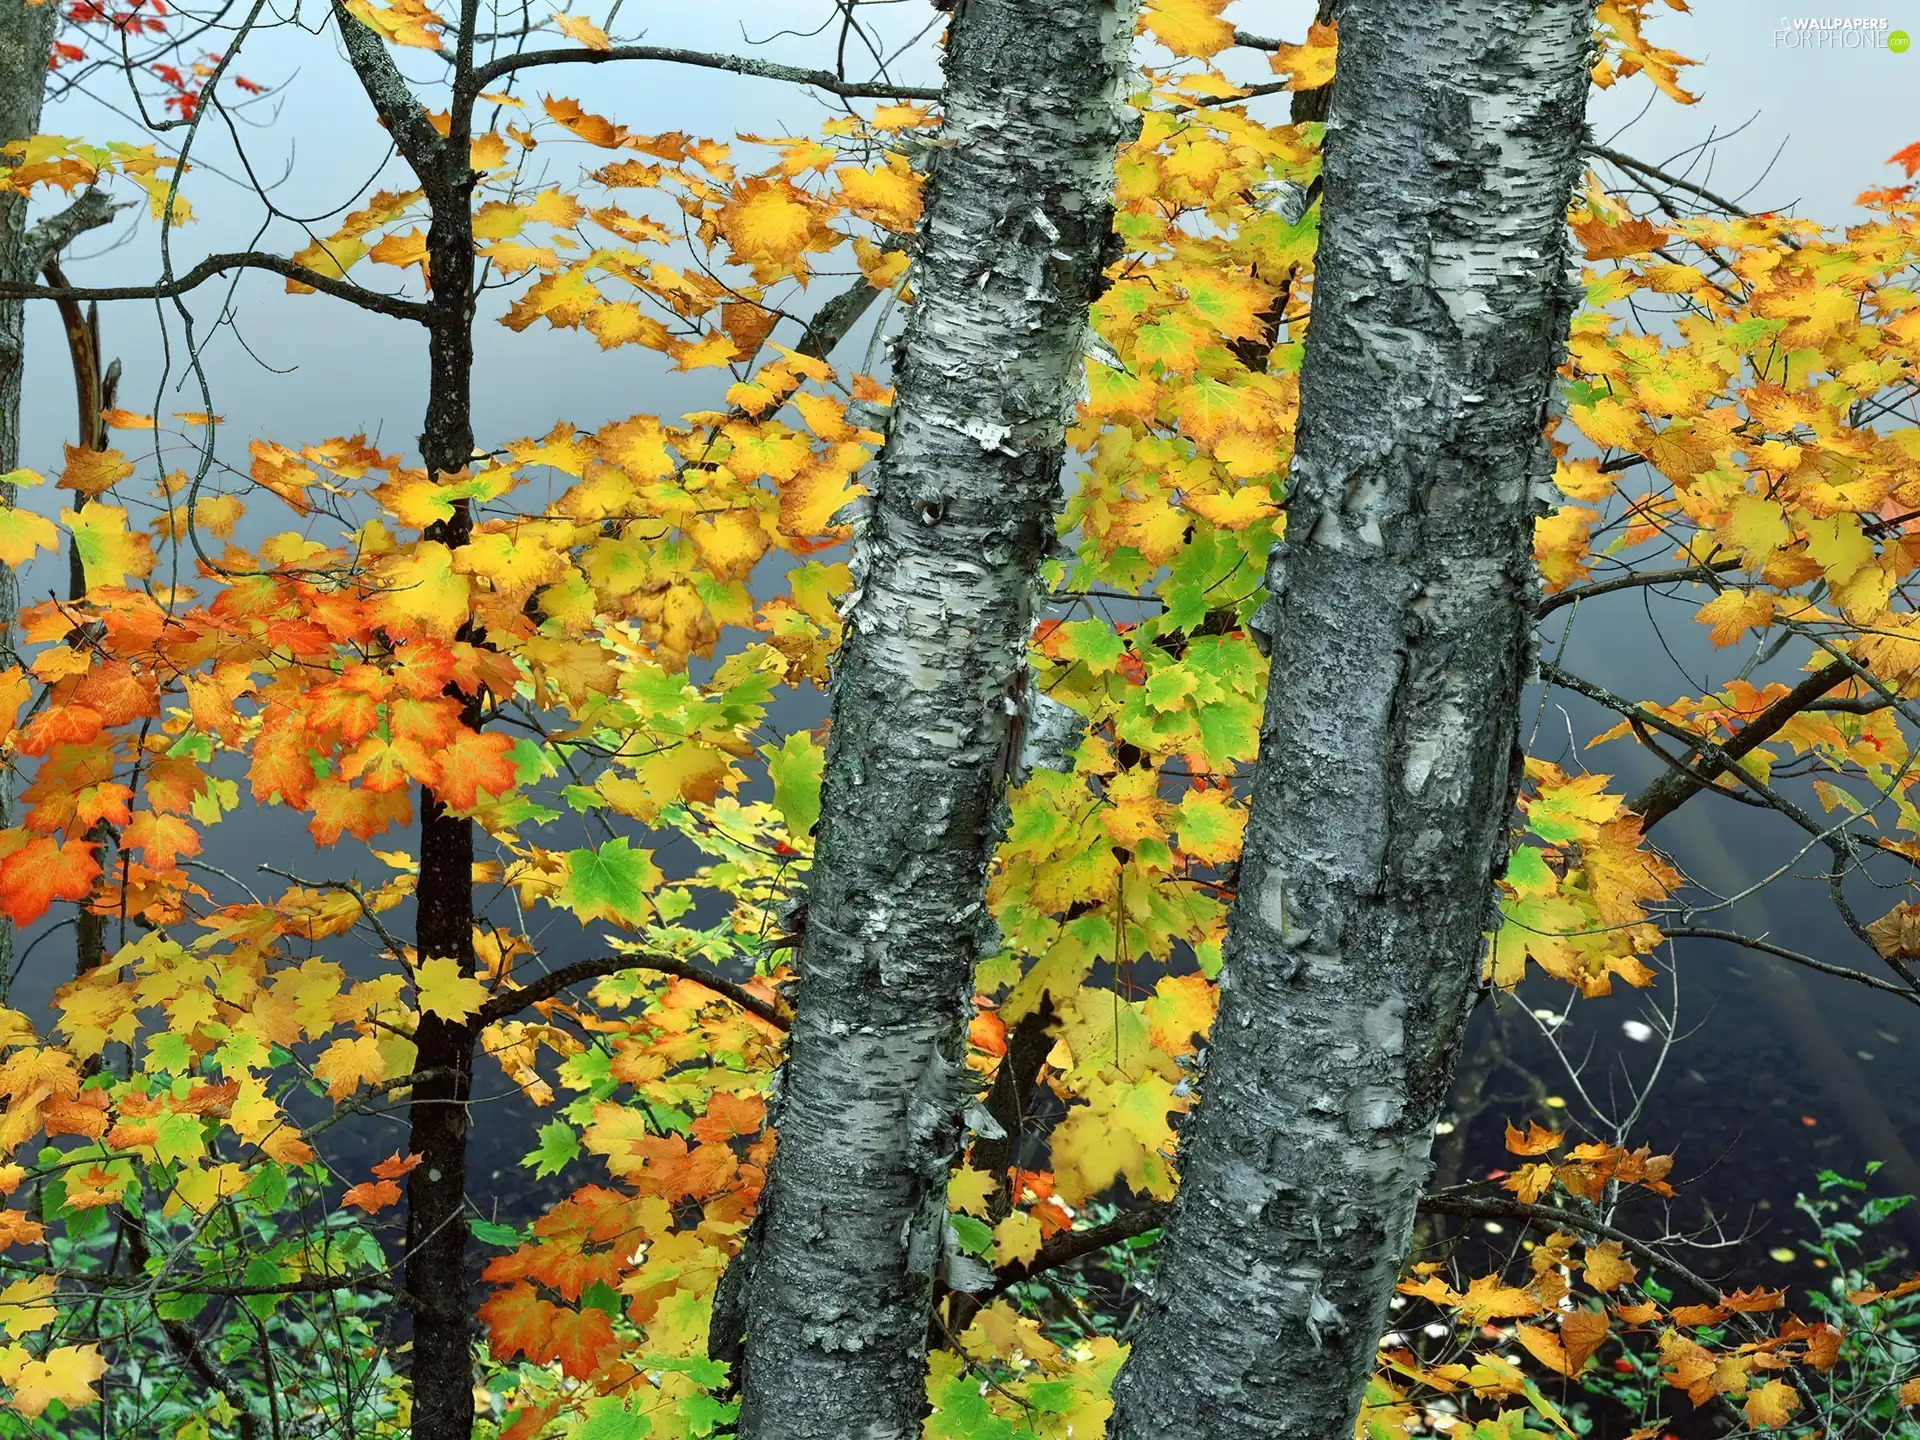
<box><xmin>340</xmin><ymin>1179</ymin><xmax>402</xmax><ymax>1213</ymax></box>
<box><xmin>371</xmin><ymin>1151</ymin><xmax>423</xmax><ymax>1181</ymax></box>
<box><xmin>433</xmin><ymin>726</ymin><xmax>519</xmax><ymax>810</ymax></box>
<box><xmin>1889</xmin><ymin>140</ymin><xmax>1920</xmax><ymax>178</ymax></box>
<box><xmin>0</xmin><ymin>836</ymin><xmax>101</xmax><ymax>925</ymax></box>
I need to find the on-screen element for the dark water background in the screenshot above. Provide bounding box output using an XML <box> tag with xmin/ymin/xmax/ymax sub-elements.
<box><xmin>9</xmin><ymin>569</ymin><xmax>1911</xmax><ymax>1280</ymax></box>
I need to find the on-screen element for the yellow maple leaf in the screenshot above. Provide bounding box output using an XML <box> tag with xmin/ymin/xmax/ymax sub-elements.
<box><xmin>56</xmin><ymin>445</ymin><xmax>133</xmax><ymax>497</ymax></box>
<box><xmin>1745</xmin><ymin>1379</ymin><xmax>1800</xmax><ymax>1429</ymax></box>
<box><xmin>836</xmin><ymin>160</ymin><xmax>922</xmax><ymax>231</ymax></box>
<box><xmin>1142</xmin><ymin>0</ymin><xmax>1233</xmax><ymax>58</ymax></box>
<box><xmin>1694</xmin><ymin>589</ymin><xmax>1775</xmax><ymax>647</ymax></box>
<box><xmin>948</xmin><ymin>1167</ymin><xmax>995</xmax><ymax>1218</ymax></box>
<box><xmin>719</xmin><ymin>179</ymin><xmax>816</xmax><ymax>261</ymax></box>
<box><xmin>313</xmin><ymin>1034</ymin><xmax>387</xmax><ymax>1100</ymax></box>
<box><xmin>1269</xmin><ymin>19</ymin><xmax>1339</xmax><ymax>88</ymax></box>
<box><xmin>0</xmin><ymin>506</ymin><xmax>59</xmax><ymax>568</ymax></box>
<box><xmin>1720</xmin><ymin>494</ymin><xmax>1791</xmax><ymax>568</ymax></box>
<box><xmin>369</xmin><ymin>228</ymin><xmax>429</xmax><ymax>274</ymax></box>
<box><xmin>550</xmin><ymin>9</ymin><xmax>610</xmax><ymax>49</ymax></box>
<box><xmin>372</xmin><ymin>541</ymin><xmax>471</xmax><ymax>639</ymax></box>
<box><xmin>415</xmin><ymin>956</ymin><xmax>489</xmax><ymax>1022</ymax></box>
<box><xmin>0</xmin><ymin>1341</ymin><xmax>108</xmax><ymax>1418</ymax></box>
<box><xmin>1583</xmin><ymin>1240</ymin><xmax>1638</xmax><ymax>1292</ymax></box>
<box><xmin>0</xmin><ymin>1277</ymin><xmax>54</xmax><ymax>1338</ymax></box>
<box><xmin>61</xmin><ymin>504</ymin><xmax>155</xmax><ymax>591</ymax></box>
<box><xmin>344</xmin><ymin>0</ymin><xmax>446</xmax><ymax>49</ymax></box>
<box><xmin>993</xmin><ymin>1210</ymin><xmax>1044</xmax><ymax>1267</ymax></box>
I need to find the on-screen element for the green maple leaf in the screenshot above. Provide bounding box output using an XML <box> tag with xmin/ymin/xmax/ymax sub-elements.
<box><xmin>572</xmin><ymin>1397</ymin><xmax>653</xmax><ymax>1440</ymax></box>
<box><xmin>525</xmin><ymin>1120</ymin><xmax>580</xmax><ymax>1178</ymax></box>
<box><xmin>147</xmin><ymin>1031</ymin><xmax>194</xmax><ymax>1074</ymax></box>
<box><xmin>154</xmin><ymin>1112</ymin><xmax>206</xmax><ymax>1167</ymax></box>
<box><xmin>559</xmin><ymin>838</ymin><xmax>659</xmax><ymax>924</ymax></box>
<box><xmin>760</xmin><ymin>730</ymin><xmax>823</xmax><ymax>838</ymax></box>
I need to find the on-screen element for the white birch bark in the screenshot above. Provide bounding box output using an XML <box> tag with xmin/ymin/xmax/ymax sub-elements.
<box><xmin>734</xmin><ymin>1</ymin><xmax>1138</xmax><ymax>1434</ymax></box>
<box><xmin>1107</xmin><ymin>2</ymin><xmax>1598</xmax><ymax>1435</ymax></box>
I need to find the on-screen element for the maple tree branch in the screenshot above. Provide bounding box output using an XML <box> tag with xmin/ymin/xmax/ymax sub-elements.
<box><xmin>1658</xmin><ymin>926</ymin><xmax>1919</xmax><ymax>1000</ymax></box>
<box><xmin>22</xmin><ymin>187</ymin><xmax>126</xmax><ymax>273</ymax></box>
<box><xmin>1535</xmin><ymin>558</ymin><xmax>1743</xmax><ymax>617</ymax></box>
<box><xmin>330</xmin><ymin>0</ymin><xmax>447</xmax><ymax>177</ymax></box>
<box><xmin>982</xmin><ymin>1191</ymin><xmax>1732</xmax><ymax>1310</ymax></box>
<box><xmin>1414</xmin><ymin>1195</ymin><xmax>1727</xmax><ymax>1306</ymax></box>
<box><xmin>1541</xmin><ymin>661</ymin><xmax>1857</xmax><ymax>846</ymax></box>
<box><xmin>120</xmin><ymin>1209</ymin><xmax>273</xmax><ymax>1440</ymax></box>
<box><xmin>981</xmin><ymin>1202</ymin><xmax>1168</xmax><ymax>1300</ymax></box>
<box><xmin>475</xmin><ymin>954</ymin><xmax>788</xmax><ymax>1030</ymax></box>
<box><xmin>1188</xmin><ymin>80</ymin><xmax>1293</xmax><ymax>110</ymax></box>
<box><xmin>258</xmin><ymin>866</ymin><xmax>412</xmax><ymax>962</ymax></box>
<box><xmin>1545</xmin><ymin>659</ymin><xmax>1920</xmax><ymax>989</ymax></box>
<box><xmin>0</xmin><ymin>251</ymin><xmax>432</xmax><ymax>321</ymax></box>
<box><xmin>1627</xmin><ymin>659</ymin><xmax>1855</xmax><ymax>830</ymax></box>
<box><xmin>466</xmin><ymin>43</ymin><xmax>942</xmax><ymax>99</ymax></box>
<box><xmin>1587</xmin><ymin>142</ymin><xmax>1760</xmax><ymax>221</ymax></box>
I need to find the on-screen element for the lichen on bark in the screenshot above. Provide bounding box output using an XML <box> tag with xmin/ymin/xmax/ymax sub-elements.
<box><xmin>1106</xmin><ymin>3</ymin><xmax>1601</xmax><ymax>1436</ymax></box>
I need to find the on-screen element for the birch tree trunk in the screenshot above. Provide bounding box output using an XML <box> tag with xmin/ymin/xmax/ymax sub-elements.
<box><xmin>1107</xmin><ymin>3</ymin><xmax>1598</xmax><ymax>1435</ymax></box>
<box><xmin>0</xmin><ymin>0</ymin><xmax>60</xmax><ymax>998</ymax></box>
<box><xmin>734</xmin><ymin>2</ymin><xmax>1137</xmax><ymax>1434</ymax></box>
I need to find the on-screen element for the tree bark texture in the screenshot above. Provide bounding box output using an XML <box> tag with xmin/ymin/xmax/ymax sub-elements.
<box><xmin>331</xmin><ymin>7</ymin><xmax>486</xmax><ymax>1438</ymax></box>
<box><xmin>735</xmin><ymin>2</ymin><xmax>1138</xmax><ymax>1435</ymax></box>
<box><xmin>1107</xmin><ymin>3</ymin><xmax>1597</xmax><ymax>1436</ymax></box>
<box><xmin>0</xmin><ymin>0</ymin><xmax>60</xmax><ymax>1000</ymax></box>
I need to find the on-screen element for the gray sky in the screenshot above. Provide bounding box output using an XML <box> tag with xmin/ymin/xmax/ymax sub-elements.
<box><xmin>16</xmin><ymin>1</ymin><xmax>1914</xmax><ymax>517</ymax></box>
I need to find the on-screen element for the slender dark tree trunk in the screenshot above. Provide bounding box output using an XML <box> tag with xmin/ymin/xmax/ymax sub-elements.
<box><xmin>0</xmin><ymin>0</ymin><xmax>60</xmax><ymax>999</ymax></box>
<box><xmin>1106</xmin><ymin>3</ymin><xmax>1599</xmax><ymax>1436</ymax></box>
<box><xmin>44</xmin><ymin>266</ymin><xmax>120</xmax><ymax>977</ymax></box>
<box><xmin>333</xmin><ymin>6</ymin><xmax>484</xmax><ymax>1437</ymax></box>
<box><xmin>734</xmin><ymin>2</ymin><xmax>1138</xmax><ymax>1435</ymax></box>
<box><xmin>398</xmin><ymin>111</ymin><xmax>484</xmax><ymax>1440</ymax></box>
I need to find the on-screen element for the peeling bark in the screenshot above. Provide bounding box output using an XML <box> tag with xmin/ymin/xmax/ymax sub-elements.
<box><xmin>0</xmin><ymin>0</ymin><xmax>59</xmax><ymax>1000</ymax></box>
<box><xmin>1106</xmin><ymin>3</ymin><xmax>1598</xmax><ymax>1436</ymax></box>
<box><xmin>734</xmin><ymin>2</ymin><xmax>1138</xmax><ymax>1435</ymax></box>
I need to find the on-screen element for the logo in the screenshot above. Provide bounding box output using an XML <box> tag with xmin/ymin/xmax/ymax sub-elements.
<box><xmin>1772</xmin><ymin>16</ymin><xmax>1905</xmax><ymax>48</ymax></box>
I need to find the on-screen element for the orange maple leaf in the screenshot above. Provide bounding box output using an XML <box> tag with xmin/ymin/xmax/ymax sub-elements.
<box><xmin>434</xmin><ymin>726</ymin><xmax>519</xmax><ymax>809</ymax></box>
<box><xmin>477</xmin><ymin>1283</ymin><xmax>620</xmax><ymax>1378</ymax></box>
<box><xmin>0</xmin><ymin>836</ymin><xmax>101</xmax><ymax>926</ymax></box>
<box><xmin>341</xmin><ymin>1179</ymin><xmax>403</xmax><ymax>1213</ymax></box>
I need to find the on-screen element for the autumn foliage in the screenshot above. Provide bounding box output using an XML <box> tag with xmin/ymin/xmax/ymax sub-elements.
<box><xmin>0</xmin><ymin>0</ymin><xmax>1914</xmax><ymax>1436</ymax></box>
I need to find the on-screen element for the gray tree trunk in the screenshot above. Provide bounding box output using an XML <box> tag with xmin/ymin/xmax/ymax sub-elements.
<box><xmin>734</xmin><ymin>2</ymin><xmax>1137</xmax><ymax>1435</ymax></box>
<box><xmin>0</xmin><ymin>0</ymin><xmax>60</xmax><ymax>999</ymax></box>
<box><xmin>1106</xmin><ymin>3</ymin><xmax>1598</xmax><ymax>1436</ymax></box>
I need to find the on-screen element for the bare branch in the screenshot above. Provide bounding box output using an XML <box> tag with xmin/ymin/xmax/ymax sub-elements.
<box><xmin>24</xmin><ymin>187</ymin><xmax>127</xmax><ymax>272</ymax></box>
<box><xmin>982</xmin><ymin>1202</ymin><xmax>1168</xmax><ymax>1300</ymax></box>
<box><xmin>474</xmin><ymin>952</ymin><xmax>788</xmax><ymax>1030</ymax></box>
<box><xmin>467</xmin><ymin>42</ymin><xmax>941</xmax><ymax>99</ymax></box>
<box><xmin>0</xmin><ymin>251</ymin><xmax>432</xmax><ymax>322</ymax></box>
<box><xmin>1416</xmin><ymin>1194</ymin><xmax>1729</xmax><ymax>1309</ymax></box>
<box><xmin>1588</xmin><ymin>142</ymin><xmax>1765</xmax><ymax>223</ymax></box>
<box><xmin>1536</xmin><ymin>559</ymin><xmax>1743</xmax><ymax>617</ymax></box>
<box><xmin>1658</xmin><ymin>926</ymin><xmax>1919</xmax><ymax>1000</ymax></box>
<box><xmin>982</xmin><ymin>1191</ymin><xmax>1735</xmax><ymax>1312</ymax></box>
<box><xmin>1627</xmin><ymin>659</ymin><xmax>1854</xmax><ymax>830</ymax></box>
